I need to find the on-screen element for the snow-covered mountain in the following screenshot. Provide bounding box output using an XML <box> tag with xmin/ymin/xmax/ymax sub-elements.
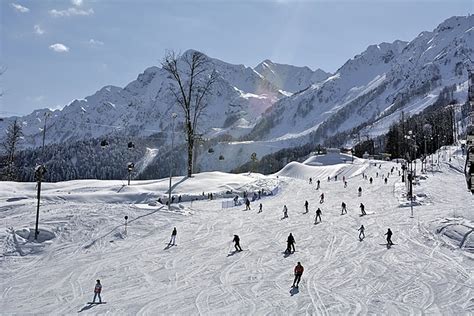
<box><xmin>249</xmin><ymin>15</ymin><xmax>473</xmax><ymax>144</ymax></box>
<box><xmin>254</xmin><ymin>60</ymin><xmax>330</xmax><ymax>93</ymax></box>
<box><xmin>0</xmin><ymin>50</ymin><xmax>287</xmax><ymax>148</ymax></box>
<box><xmin>1</xmin><ymin>15</ymin><xmax>473</xmax><ymax>177</ymax></box>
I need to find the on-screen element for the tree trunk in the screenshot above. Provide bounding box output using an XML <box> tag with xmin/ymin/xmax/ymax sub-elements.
<box><xmin>187</xmin><ymin>139</ymin><xmax>194</xmax><ymax>177</ymax></box>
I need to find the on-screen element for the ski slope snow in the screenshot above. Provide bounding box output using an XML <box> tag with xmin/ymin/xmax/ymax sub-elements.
<box><xmin>1</xmin><ymin>147</ymin><xmax>473</xmax><ymax>314</ymax></box>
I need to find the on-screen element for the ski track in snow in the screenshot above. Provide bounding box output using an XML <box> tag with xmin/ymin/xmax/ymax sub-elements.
<box><xmin>0</xmin><ymin>156</ymin><xmax>473</xmax><ymax>314</ymax></box>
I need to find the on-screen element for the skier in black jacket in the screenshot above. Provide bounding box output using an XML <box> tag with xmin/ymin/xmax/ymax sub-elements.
<box><xmin>286</xmin><ymin>233</ymin><xmax>296</xmax><ymax>253</ymax></box>
<box><xmin>233</xmin><ymin>235</ymin><xmax>242</xmax><ymax>251</ymax></box>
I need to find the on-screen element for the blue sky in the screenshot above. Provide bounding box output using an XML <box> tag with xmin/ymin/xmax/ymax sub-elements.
<box><xmin>1</xmin><ymin>0</ymin><xmax>472</xmax><ymax>116</ymax></box>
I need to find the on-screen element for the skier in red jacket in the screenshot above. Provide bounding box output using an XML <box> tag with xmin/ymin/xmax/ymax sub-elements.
<box><xmin>292</xmin><ymin>262</ymin><xmax>304</xmax><ymax>288</ymax></box>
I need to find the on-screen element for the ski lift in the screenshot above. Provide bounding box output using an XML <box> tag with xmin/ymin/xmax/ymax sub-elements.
<box><xmin>100</xmin><ymin>139</ymin><xmax>109</xmax><ymax>148</ymax></box>
<box><xmin>128</xmin><ymin>141</ymin><xmax>135</xmax><ymax>149</ymax></box>
<box><xmin>208</xmin><ymin>148</ymin><xmax>215</xmax><ymax>153</ymax></box>
<box><xmin>219</xmin><ymin>155</ymin><xmax>225</xmax><ymax>161</ymax></box>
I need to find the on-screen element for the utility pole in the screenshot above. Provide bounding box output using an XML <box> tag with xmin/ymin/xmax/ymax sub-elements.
<box><xmin>168</xmin><ymin>113</ymin><xmax>177</xmax><ymax>211</ymax></box>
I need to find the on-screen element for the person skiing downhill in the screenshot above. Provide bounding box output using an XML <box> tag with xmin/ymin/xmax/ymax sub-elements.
<box><xmin>315</xmin><ymin>208</ymin><xmax>322</xmax><ymax>223</ymax></box>
<box><xmin>385</xmin><ymin>228</ymin><xmax>393</xmax><ymax>245</ymax></box>
<box><xmin>282</xmin><ymin>205</ymin><xmax>288</xmax><ymax>219</ymax></box>
<box><xmin>341</xmin><ymin>202</ymin><xmax>347</xmax><ymax>215</ymax></box>
<box><xmin>358</xmin><ymin>187</ymin><xmax>362</xmax><ymax>197</ymax></box>
<box><xmin>92</xmin><ymin>280</ymin><xmax>102</xmax><ymax>304</ymax></box>
<box><xmin>319</xmin><ymin>193</ymin><xmax>325</xmax><ymax>204</ymax></box>
<box><xmin>304</xmin><ymin>200</ymin><xmax>309</xmax><ymax>213</ymax></box>
<box><xmin>360</xmin><ymin>203</ymin><xmax>366</xmax><ymax>216</ymax></box>
<box><xmin>286</xmin><ymin>233</ymin><xmax>296</xmax><ymax>253</ymax></box>
<box><xmin>316</xmin><ymin>180</ymin><xmax>320</xmax><ymax>190</ymax></box>
<box><xmin>169</xmin><ymin>227</ymin><xmax>177</xmax><ymax>245</ymax></box>
<box><xmin>358</xmin><ymin>225</ymin><xmax>365</xmax><ymax>240</ymax></box>
<box><xmin>369</xmin><ymin>177</ymin><xmax>373</xmax><ymax>184</ymax></box>
<box><xmin>233</xmin><ymin>235</ymin><xmax>242</xmax><ymax>252</ymax></box>
<box><xmin>309</xmin><ymin>177</ymin><xmax>312</xmax><ymax>184</ymax></box>
<box><xmin>258</xmin><ymin>203</ymin><xmax>263</xmax><ymax>213</ymax></box>
<box><xmin>292</xmin><ymin>262</ymin><xmax>304</xmax><ymax>288</ymax></box>
<box><xmin>245</xmin><ymin>198</ymin><xmax>251</xmax><ymax>211</ymax></box>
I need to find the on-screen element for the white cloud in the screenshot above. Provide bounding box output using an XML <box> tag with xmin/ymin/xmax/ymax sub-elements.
<box><xmin>34</xmin><ymin>25</ymin><xmax>45</xmax><ymax>35</ymax></box>
<box><xmin>49</xmin><ymin>7</ymin><xmax>93</xmax><ymax>17</ymax></box>
<box><xmin>11</xmin><ymin>3</ymin><xmax>30</xmax><ymax>13</ymax></box>
<box><xmin>89</xmin><ymin>39</ymin><xmax>104</xmax><ymax>46</ymax></box>
<box><xmin>49</xmin><ymin>43</ymin><xmax>70</xmax><ymax>53</ymax></box>
<box><xmin>71</xmin><ymin>0</ymin><xmax>83</xmax><ymax>6</ymax></box>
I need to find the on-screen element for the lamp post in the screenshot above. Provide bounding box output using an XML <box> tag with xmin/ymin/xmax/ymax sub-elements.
<box><xmin>168</xmin><ymin>113</ymin><xmax>177</xmax><ymax>211</ymax></box>
<box><xmin>405</xmin><ymin>132</ymin><xmax>415</xmax><ymax>218</ymax></box>
<box><xmin>35</xmin><ymin>112</ymin><xmax>50</xmax><ymax>241</ymax></box>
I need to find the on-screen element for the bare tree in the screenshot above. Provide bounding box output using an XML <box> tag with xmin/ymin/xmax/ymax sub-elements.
<box><xmin>162</xmin><ymin>50</ymin><xmax>216</xmax><ymax>177</ymax></box>
<box><xmin>1</xmin><ymin>119</ymin><xmax>23</xmax><ymax>180</ymax></box>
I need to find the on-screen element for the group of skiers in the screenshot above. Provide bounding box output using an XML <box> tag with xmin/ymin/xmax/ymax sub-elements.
<box><xmin>230</xmin><ymin>226</ymin><xmax>394</xmax><ymax>289</ymax></box>
<box><xmin>88</xmin><ymin>165</ymin><xmax>399</xmax><ymax>300</ymax></box>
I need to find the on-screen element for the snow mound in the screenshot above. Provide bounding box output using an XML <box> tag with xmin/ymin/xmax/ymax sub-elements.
<box><xmin>4</xmin><ymin>227</ymin><xmax>55</xmax><ymax>256</ymax></box>
<box><xmin>436</xmin><ymin>218</ymin><xmax>474</xmax><ymax>253</ymax></box>
<box><xmin>277</xmin><ymin>154</ymin><xmax>367</xmax><ymax>180</ymax></box>
<box><xmin>303</xmin><ymin>152</ymin><xmax>357</xmax><ymax>166</ymax></box>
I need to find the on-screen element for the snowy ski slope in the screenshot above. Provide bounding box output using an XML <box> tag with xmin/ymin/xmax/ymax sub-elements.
<box><xmin>0</xmin><ymin>148</ymin><xmax>473</xmax><ymax>314</ymax></box>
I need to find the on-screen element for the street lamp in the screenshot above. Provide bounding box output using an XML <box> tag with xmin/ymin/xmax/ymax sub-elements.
<box><xmin>404</xmin><ymin>132</ymin><xmax>415</xmax><ymax>218</ymax></box>
<box><xmin>34</xmin><ymin>112</ymin><xmax>50</xmax><ymax>241</ymax></box>
<box><xmin>168</xmin><ymin>113</ymin><xmax>177</xmax><ymax>211</ymax></box>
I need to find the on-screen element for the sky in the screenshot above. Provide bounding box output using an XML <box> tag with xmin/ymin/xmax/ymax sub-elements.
<box><xmin>1</xmin><ymin>0</ymin><xmax>472</xmax><ymax>116</ymax></box>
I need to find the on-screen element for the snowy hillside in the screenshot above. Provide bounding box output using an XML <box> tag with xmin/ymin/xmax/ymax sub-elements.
<box><xmin>1</xmin><ymin>146</ymin><xmax>473</xmax><ymax>314</ymax></box>
<box><xmin>0</xmin><ymin>50</ymin><xmax>284</xmax><ymax>148</ymax></box>
<box><xmin>1</xmin><ymin>16</ymin><xmax>473</xmax><ymax>178</ymax></box>
<box><xmin>249</xmin><ymin>15</ymin><xmax>473</xmax><ymax>143</ymax></box>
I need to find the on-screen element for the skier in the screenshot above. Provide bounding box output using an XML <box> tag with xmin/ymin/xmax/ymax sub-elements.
<box><xmin>358</xmin><ymin>186</ymin><xmax>362</xmax><ymax>197</ymax></box>
<box><xmin>286</xmin><ymin>233</ymin><xmax>296</xmax><ymax>254</ymax></box>
<box><xmin>92</xmin><ymin>280</ymin><xmax>102</xmax><ymax>304</ymax></box>
<box><xmin>384</xmin><ymin>178</ymin><xmax>388</xmax><ymax>184</ymax></box>
<box><xmin>335</xmin><ymin>175</ymin><xmax>338</xmax><ymax>181</ymax></box>
<box><xmin>282</xmin><ymin>205</ymin><xmax>288</xmax><ymax>219</ymax></box>
<box><xmin>385</xmin><ymin>228</ymin><xmax>393</xmax><ymax>245</ymax></box>
<box><xmin>258</xmin><ymin>203</ymin><xmax>263</xmax><ymax>213</ymax></box>
<box><xmin>233</xmin><ymin>195</ymin><xmax>239</xmax><ymax>206</ymax></box>
<box><xmin>292</xmin><ymin>262</ymin><xmax>304</xmax><ymax>288</ymax></box>
<box><xmin>309</xmin><ymin>177</ymin><xmax>312</xmax><ymax>184</ymax></box>
<box><xmin>169</xmin><ymin>227</ymin><xmax>177</xmax><ymax>245</ymax></box>
<box><xmin>178</xmin><ymin>195</ymin><xmax>182</xmax><ymax>203</ymax></box>
<box><xmin>304</xmin><ymin>200</ymin><xmax>309</xmax><ymax>214</ymax></box>
<box><xmin>369</xmin><ymin>177</ymin><xmax>373</xmax><ymax>184</ymax></box>
<box><xmin>341</xmin><ymin>202</ymin><xmax>347</xmax><ymax>215</ymax></box>
<box><xmin>233</xmin><ymin>235</ymin><xmax>242</xmax><ymax>252</ymax></box>
<box><xmin>245</xmin><ymin>198</ymin><xmax>251</xmax><ymax>211</ymax></box>
<box><xmin>358</xmin><ymin>225</ymin><xmax>365</xmax><ymax>240</ymax></box>
<box><xmin>327</xmin><ymin>176</ymin><xmax>331</xmax><ymax>182</ymax></box>
<box><xmin>319</xmin><ymin>193</ymin><xmax>325</xmax><ymax>204</ymax></box>
<box><xmin>344</xmin><ymin>180</ymin><xmax>348</xmax><ymax>188</ymax></box>
<box><xmin>315</xmin><ymin>208</ymin><xmax>322</xmax><ymax>223</ymax></box>
<box><xmin>316</xmin><ymin>179</ymin><xmax>320</xmax><ymax>190</ymax></box>
<box><xmin>360</xmin><ymin>203</ymin><xmax>366</xmax><ymax>216</ymax></box>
